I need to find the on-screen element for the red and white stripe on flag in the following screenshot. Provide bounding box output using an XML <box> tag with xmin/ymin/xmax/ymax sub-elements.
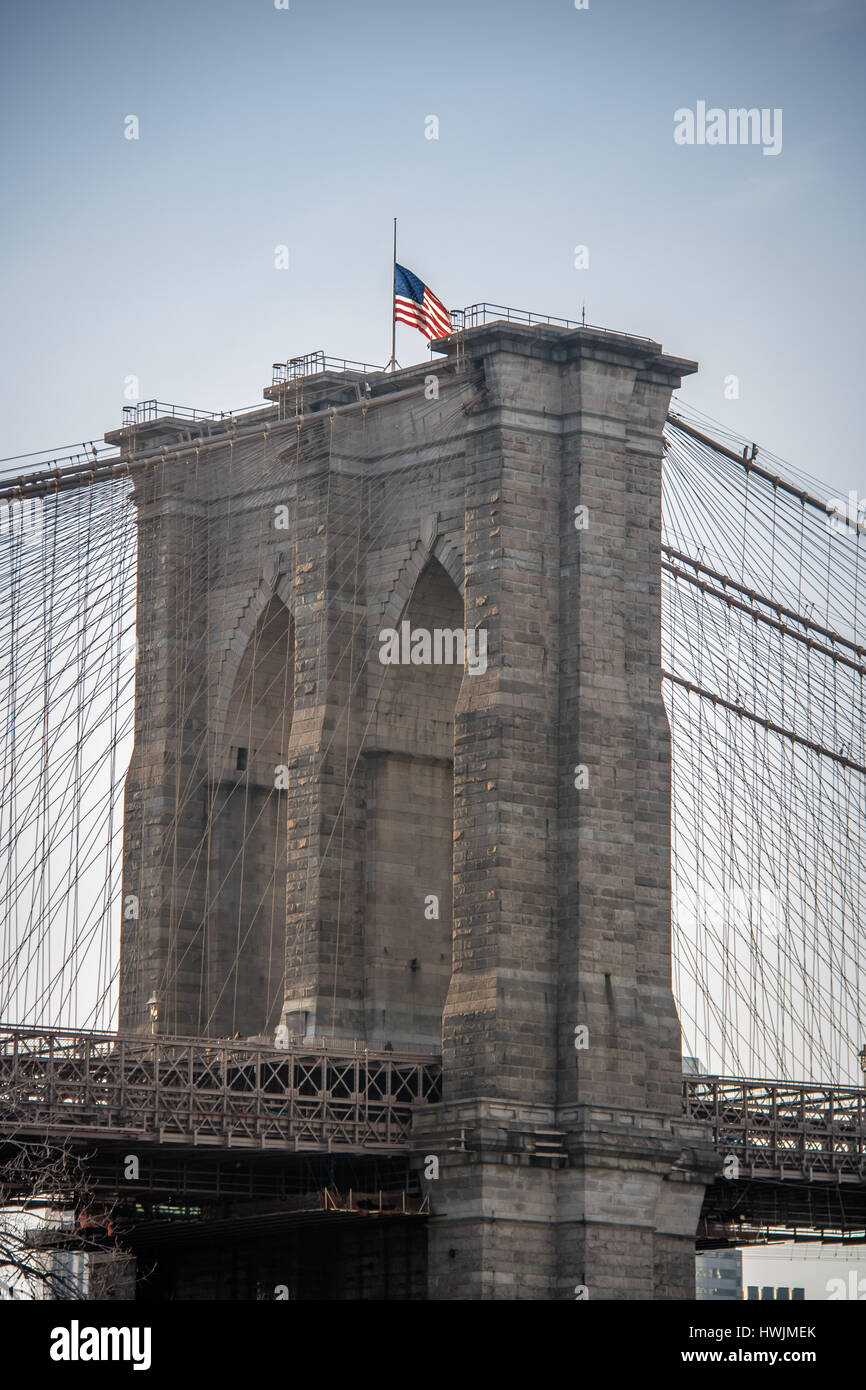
<box><xmin>394</xmin><ymin>288</ymin><xmax>452</xmax><ymax>340</ymax></box>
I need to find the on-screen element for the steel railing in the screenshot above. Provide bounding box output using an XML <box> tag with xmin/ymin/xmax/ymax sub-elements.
<box><xmin>449</xmin><ymin>304</ymin><xmax>659</xmax><ymax>344</ymax></box>
<box><xmin>3</xmin><ymin>1026</ymin><xmax>865</xmax><ymax>1176</ymax></box>
<box><xmin>684</xmin><ymin>1075</ymin><xmax>866</xmax><ymax>1179</ymax></box>
<box><xmin>120</xmin><ymin>400</ymin><xmax>265</xmax><ymax>427</ymax></box>
<box><xmin>0</xmin><ymin>1025</ymin><xmax>441</xmax><ymax>1153</ymax></box>
<box><xmin>271</xmin><ymin>352</ymin><xmax>385</xmax><ymax>386</ymax></box>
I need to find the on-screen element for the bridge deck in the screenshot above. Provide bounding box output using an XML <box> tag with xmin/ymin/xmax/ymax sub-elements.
<box><xmin>2</xmin><ymin>1026</ymin><xmax>866</xmax><ymax>1185</ymax></box>
<box><xmin>685</xmin><ymin>1076</ymin><xmax>866</xmax><ymax>1182</ymax></box>
<box><xmin>0</xmin><ymin>1025</ymin><xmax>441</xmax><ymax>1154</ymax></box>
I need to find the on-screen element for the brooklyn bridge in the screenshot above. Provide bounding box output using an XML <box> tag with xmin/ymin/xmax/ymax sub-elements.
<box><xmin>1</xmin><ymin>308</ymin><xmax>864</xmax><ymax>1299</ymax></box>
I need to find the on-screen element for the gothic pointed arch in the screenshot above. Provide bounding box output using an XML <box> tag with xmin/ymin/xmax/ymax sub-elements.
<box><xmin>209</xmin><ymin>560</ymin><xmax>293</xmax><ymax>776</ymax></box>
<box><xmin>205</xmin><ymin>590</ymin><xmax>294</xmax><ymax>1038</ymax></box>
<box><xmin>366</xmin><ymin>529</ymin><xmax>464</xmax><ymax>723</ymax></box>
<box><xmin>362</xmin><ymin>554</ymin><xmax>464</xmax><ymax>1048</ymax></box>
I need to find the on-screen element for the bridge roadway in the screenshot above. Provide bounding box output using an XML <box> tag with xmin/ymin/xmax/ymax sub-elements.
<box><xmin>2</xmin><ymin>1026</ymin><xmax>866</xmax><ymax>1242</ymax></box>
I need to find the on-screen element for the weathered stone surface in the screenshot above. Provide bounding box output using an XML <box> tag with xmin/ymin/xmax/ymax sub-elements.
<box><xmin>113</xmin><ymin>321</ymin><xmax>717</xmax><ymax>1298</ymax></box>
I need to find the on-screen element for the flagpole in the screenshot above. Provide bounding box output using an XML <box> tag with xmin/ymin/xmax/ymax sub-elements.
<box><xmin>388</xmin><ymin>217</ymin><xmax>398</xmax><ymax>372</ymax></box>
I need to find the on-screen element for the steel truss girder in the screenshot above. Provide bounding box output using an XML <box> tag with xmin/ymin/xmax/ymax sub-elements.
<box><xmin>0</xmin><ymin>1026</ymin><xmax>441</xmax><ymax>1153</ymax></box>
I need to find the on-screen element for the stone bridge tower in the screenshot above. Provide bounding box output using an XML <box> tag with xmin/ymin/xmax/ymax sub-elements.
<box><xmin>112</xmin><ymin>319</ymin><xmax>717</xmax><ymax>1299</ymax></box>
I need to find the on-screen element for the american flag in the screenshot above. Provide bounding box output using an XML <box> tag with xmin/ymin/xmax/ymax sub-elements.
<box><xmin>394</xmin><ymin>263</ymin><xmax>452</xmax><ymax>341</ymax></box>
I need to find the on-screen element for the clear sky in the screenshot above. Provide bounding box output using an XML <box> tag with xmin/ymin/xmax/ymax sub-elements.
<box><xmin>2</xmin><ymin>0</ymin><xmax>864</xmax><ymax>490</ymax></box>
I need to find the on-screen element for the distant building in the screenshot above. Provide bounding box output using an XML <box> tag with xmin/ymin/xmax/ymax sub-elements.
<box><xmin>696</xmin><ymin>1249</ymin><xmax>743</xmax><ymax>1300</ymax></box>
<box><xmin>0</xmin><ymin>1207</ymin><xmax>85</xmax><ymax>1300</ymax></box>
<box><xmin>746</xmin><ymin>1282</ymin><xmax>805</xmax><ymax>1300</ymax></box>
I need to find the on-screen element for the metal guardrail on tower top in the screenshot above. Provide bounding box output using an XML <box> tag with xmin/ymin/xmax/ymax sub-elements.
<box><xmin>120</xmin><ymin>400</ymin><xmax>266</xmax><ymax>427</ymax></box>
<box><xmin>271</xmin><ymin>352</ymin><xmax>385</xmax><ymax>386</ymax></box>
<box><xmin>449</xmin><ymin>304</ymin><xmax>659</xmax><ymax>344</ymax></box>
<box><xmin>268</xmin><ymin>314</ymin><xmax>660</xmax><ymax>389</ymax></box>
<box><xmin>451</xmin><ymin>303</ymin><xmax>583</xmax><ymax>331</ymax></box>
<box><xmin>121</xmin><ymin>400</ymin><xmax>217</xmax><ymax>426</ymax></box>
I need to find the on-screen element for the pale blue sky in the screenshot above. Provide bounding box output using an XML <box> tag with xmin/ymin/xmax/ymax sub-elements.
<box><xmin>2</xmin><ymin>0</ymin><xmax>864</xmax><ymax>492</ymax></box>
